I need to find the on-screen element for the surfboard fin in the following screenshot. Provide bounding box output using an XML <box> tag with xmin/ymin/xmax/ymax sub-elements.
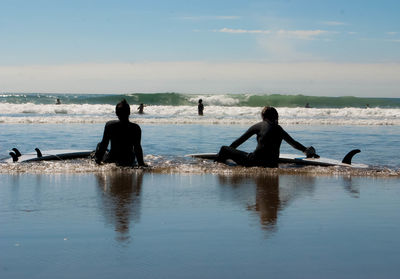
<box><xmin>12</xmin><ymin>148</ymin><xmax>22</xmax><ymax>157</ymax></box>
<box><xmin>9</xmin><ymin>152</ymin><xmax>18</xmax><ymax>162</ymax></box>
<box><xmin>35</xmin><ymin>148</ymin><xmax>43</xmax><ymax>158</ymax></box>
<box><xmin>342</xmin><ymin>149</ymin><xmax>361</xmax><ymax>165</ymax></box>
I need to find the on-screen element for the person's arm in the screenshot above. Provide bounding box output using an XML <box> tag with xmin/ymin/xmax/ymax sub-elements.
<box><xmin>95</xmin><ymin>124</ymin><xmax>110</xmax><ymax>164</ymax></box>
<box><xmin>282</xmin><ymin>128</ymin><xmax>318</xmax><ymax>157</ymax></box>
<box><xmin>229</xmin><ymin>125</ymin><xmax>257</xmax><ymax>149</ymax></box>
<box><xmin>282</xmin><ymin>129</ymin><xmax>306</xmax><ymax>152</ymax></box>
<box><xmin>133</xmin><ymin>127</ymin><xmax>146</xmax><ymax>166</ymax></box>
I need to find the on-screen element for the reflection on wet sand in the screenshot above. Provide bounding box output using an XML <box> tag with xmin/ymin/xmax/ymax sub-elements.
<box><xmin>342</xmin><ymin>177</ymin><xmax>360</xmax><ymax>198</ymax></box>
<box><xmin>95</xmin><ymin>171</ymin><xmax>143</xmax><ymax>242</ymax></box>
<box><xmin>218</xmin><ymin>174</ymin><xmax>316</xmax><ymax>231</ymax></box>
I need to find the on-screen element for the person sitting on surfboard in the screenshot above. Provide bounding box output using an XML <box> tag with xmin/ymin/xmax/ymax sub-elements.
<box><xmin>95</xmin><ymin>99</ymin><xmax>146</xmax><ymax>167</ymax></box>
<box><xmin>216</xmin><ymin>106</ymin><xmax>318</xmax><ymax>167</ymax></box>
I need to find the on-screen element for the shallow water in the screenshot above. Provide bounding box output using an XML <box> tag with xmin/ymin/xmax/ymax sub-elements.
<box><xmin>1</xmin><ymin>121</ymin><xmax>399</xmax><ymax>277</ymax></box>
<box><xmin>1</xmin><ymin>123</ymin><xmax>399</xmax><ymax>172</ymax></box>
<box><xmin>1</xmin><ymin>172</ymin><xmax>400</xmax><ymax>279</ymax></box>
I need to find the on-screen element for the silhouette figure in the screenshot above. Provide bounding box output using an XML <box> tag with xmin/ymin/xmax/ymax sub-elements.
<box><xmin>137</xmin><ymin>103</ymin><xmax>145</xmax><ymax>114</ymax></box>
<box><xmin>216</xmin><ymin>106</ymin><xmax>317</xmax><ymax>167</ymax></box>
<box><xmin>198</xmin><ymin>99</ymin><xmax>204</xmax><ymax>116</ymax></box>
<box><xmin>95</xmin><ymin>99</ymin><xmax>146</xmax><ymax>166</ymax></box>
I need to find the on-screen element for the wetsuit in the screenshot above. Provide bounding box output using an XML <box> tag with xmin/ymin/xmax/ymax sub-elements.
<box><xmin>198</xmin><ymin>103</ymin><xmax>204</xmax><ymax>115</ymax></box>
<box><xmin>95</xmin><ymin>120</ymin><xmax>145</xmax><ymax>166</ymax></box>
<box><xmin>218</xmin><ymin>120</ymin><xmax>307</xmax><ymax>167</ymax></box>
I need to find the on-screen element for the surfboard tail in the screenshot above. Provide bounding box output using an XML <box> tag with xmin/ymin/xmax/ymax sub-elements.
<box><xmin>12</xmin><ymin>148</ymin><xmax>22</xmax><ymax>157</ymax></box>
<box><xmin>9</xmin><ymin>152</ymin><xmax>19</xmax><ymax>162</ymax></box>
<box><xmin>35</xmin><ymin>148</ymin><xmax>43</xmax><ymax>158</ymax></box>
<box><xmin>341</xmin><ymin>149</ymin><xmax>361</xmax><ymax>164</ymax></box>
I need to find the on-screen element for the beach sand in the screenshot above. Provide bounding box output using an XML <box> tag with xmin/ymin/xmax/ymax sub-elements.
<box><xmin>1</xmin><ymin>171</ymin><xmax>400</xmax><ymax>279</ymax></box>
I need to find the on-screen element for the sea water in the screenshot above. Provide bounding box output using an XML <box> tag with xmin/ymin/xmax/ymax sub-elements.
<box><xmin>1</xmin><ymin>93</ymin><xmax>400</xmax><ymax>278</ymax></box>
<box><xmin>1</xmin><ymin>93</ymin><xmax>400</xmax><ymax>172</ymax></box>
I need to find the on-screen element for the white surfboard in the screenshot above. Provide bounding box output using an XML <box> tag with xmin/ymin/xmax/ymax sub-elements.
<box><xmin>186</xmin><ymin>149</ymin><xmax>368</xmax><ymax>169</ymax></box>
<box><xmin>1</xmin><ymin>148</ymin><xmax>94</xmax><ymax>163</ymax></box>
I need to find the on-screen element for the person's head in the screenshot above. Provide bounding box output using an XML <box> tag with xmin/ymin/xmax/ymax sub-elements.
<box><xmin>261</xmin><ymin>106</ymin><xmax>278</xmax><ymax>123</ymax></box>
<box><xmin>116</xmin><ymin>99</ymin><xmax>130</xmax><ymax>120</ymax></box>
<box><xmin>199</xmin><ymin>99</ymin><xmax>202</xmax><ymax>103</ymax></box>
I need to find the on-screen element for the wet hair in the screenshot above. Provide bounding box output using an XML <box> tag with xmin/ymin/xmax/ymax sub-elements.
<box><xmin>199</xmin><ymin>99</ymin><xmax>202</xmax><ymax>103</ymax></box>
<box><xmin>261</xmin><ymin>106</ymin><xmax>278</xmax><ymax>122</ymax></box>
<box><xmin>116</xmin><ymin>99</ymin><xmax>130</xmax><ymax>118</ymax></box>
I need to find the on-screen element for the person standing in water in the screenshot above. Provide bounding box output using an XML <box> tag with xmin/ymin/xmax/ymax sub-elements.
<box><xmin>95</xmin><ymin>99</ymin><xmax>146</xmax><ymax>167</ymax></box>
<box><xmin>198</xmin><ymin>99</ymin><xmax>204</xmax><ymax>115</ymax></box>
<box><xmin>216</xmin><ymin>106</ymin><xmax>318</xmax><ymax>168</ymax></box>
<box><xmin>137</xmin><ymin>103</ymin><xmax>145</xmax><ymax>114</ymax></box>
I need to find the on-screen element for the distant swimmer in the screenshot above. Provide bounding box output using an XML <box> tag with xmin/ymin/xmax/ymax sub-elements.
<box><xmin>56</xmin><ymin>98</ymin><xmax>61</xmax><ymax>105</ymax></box>
<box><xmin>365</xmin><ymin>104</ymin><xmax>370</xmax><ymax>108</ymax></box>
<box><xmin>305</xmin><ymin>103</ymin><xmax>310</xmax><ymax>108</ymax></box>
<box><xmin>215</xmin><ymin>106</ymin><xmax>318</xmax><ymax>168</ymax></box>
<box><xmin>95</xmin><ymin>99</ymin><xmax>146</xmax><ymax>167</ymax></box>
<box><xmin>137</xmin><ymin>103</ymin><xmax>145</xmax><ymax>114</ymax></box>
<box><xmin>198</xmin><ymin>99</ymin><xmax>204</xmax><ymax>116</ymax></box>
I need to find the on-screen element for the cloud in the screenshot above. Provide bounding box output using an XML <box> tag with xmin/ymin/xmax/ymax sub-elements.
<box><xmin>276</xmin><ymin>29</ymin><xmax>332</xmax><ymax>40</ymax></box>
<box><xmin>216</xmin><ymin>28</ymin><xmax>334</xmax><ymax>40</ymax></box>
<box><xmin>321</xmin><ymin>21</ymin><xmax>347</xmax><ymax>26</ymax></box>
<box><xmin>217</xmin><ymin>28</ymin><xmax>272</xmax><ymax>34</ymax></box>
<box><xmin>0</xmin><ymin>62</ymin><xmax>399</xmax><ymax>97</ymax></box>
<box><xmin>386</xmin><ymin>32</ymin><xmax>398</xmax><ymax>35</ymax></box>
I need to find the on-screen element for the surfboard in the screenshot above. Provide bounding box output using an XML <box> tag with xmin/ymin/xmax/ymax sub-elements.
<box><xmin>1</xmin><ymin>148</ymin><xmax>94</xmax><ymax>163</ymax></box>
<box><xmin>186</xmin><ymin>149</ymin><xmax>368</xmax><ymax>169</ymax></box>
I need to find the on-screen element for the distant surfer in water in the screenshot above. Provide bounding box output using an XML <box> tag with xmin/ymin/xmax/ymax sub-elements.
<box><xmin>137</xmin><ymin>103</ymin><xmax>145</xmax><ymax>114</ymax></box>
<box><xmin>198</xmin><ymin>99</ymin><xmax>204</xmax><ymax>116</ymax></box>
<box><xmin>95</xmin><ymin>99</ymin><xmax>146</xmax><ymax>167</ymax></box>
<box><xmin>216</xmin><ymin>106</ymin><xmax>318</xmax><ymax>167</ymax></box>
<box><xmin>56</xmin><ymin>98</ymin><xmax>61</xmax><ymax>105</ymax></box>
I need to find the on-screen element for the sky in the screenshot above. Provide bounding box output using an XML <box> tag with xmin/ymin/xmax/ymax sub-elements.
<box><xmin>0</xmin><ymin>0</ymin><xmax>399</xmax><ymax>97</ymax></box>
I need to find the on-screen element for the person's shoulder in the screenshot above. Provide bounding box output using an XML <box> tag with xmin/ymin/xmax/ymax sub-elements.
<box><xmin>128</xmin><ymin>121</ymin><xmax>141</xmax><ymax>129</ymax></box>
<box><xmin>253</xmin><ymin>121</ymin><xmax>265</xmax><ymax>127</ymax></box>
<box><xmin>260</xmin><ymin>120</ymin><xmax>282</xmax><ymax>130</ymax></box>
<box><xmin>105</xmin><ymin>120</ymin><xmax>119</xmax><ymax>126</ymax></box>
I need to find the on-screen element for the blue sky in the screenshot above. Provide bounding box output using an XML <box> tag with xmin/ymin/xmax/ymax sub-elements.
<box><xmin>0</xmin><ymin>0</ymin><xmax>399</xmax><ymax>96</ymax></box>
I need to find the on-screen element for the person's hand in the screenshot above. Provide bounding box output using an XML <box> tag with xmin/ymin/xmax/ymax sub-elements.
<box><xmin>304</xmin><ymin>146</ymin><xmax>319</xmax><ymax>158</ymax></box>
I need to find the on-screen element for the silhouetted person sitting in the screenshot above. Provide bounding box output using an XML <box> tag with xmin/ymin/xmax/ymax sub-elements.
<box><xmin>216</xmin><ymin>106</ymin><xmax>317</xmax><ymax>167</ymax></box>
<box><xmin>95</xmin><ymin>99</ymin><xmax>146</xmax><ymax>167</ymax></box>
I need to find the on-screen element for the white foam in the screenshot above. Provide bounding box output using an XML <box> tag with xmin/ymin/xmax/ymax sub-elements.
<box><xmin>188</xmin><ymin>94</ymin><xmax>240</xmax><ymax>106</ymax></box>
<box><xmin>0</xmin><ymin>157</ymin><xmax>398</xmax><ymax>177</ymax></box>
<box><xmin>1</xmin><ymin>103</ymin><xmax>399</xmax><ymax>125</ymax></box>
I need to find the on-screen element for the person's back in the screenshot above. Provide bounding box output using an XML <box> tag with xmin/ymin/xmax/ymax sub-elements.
<box><xmin>95</xmin><ymin>99</ymin><xmax>145</xmax><ymax>167</ymax></box>
<box><xmin>100</xmin><ymin>120</ymin><xmax>142</xmax><ymax>166</ymax></box>
<box><xmin>248</xmin><ymin>121</ymin><xmax>285</xmax><ymax>165</ymax></box>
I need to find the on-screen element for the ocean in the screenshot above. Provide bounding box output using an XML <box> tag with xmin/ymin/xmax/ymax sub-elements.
<box><xmin>1</xmin><ymin>93</ymin><xmax>400</xmax><ymax>126</ymax></box>
<box><xmin>1</xmin><ymin>93</ymin><xmax>400</xmax><ymax>278</ymax></box>
<box><xmin>1</xmin><ymin>93</ymin><xmax>399</xmax><ymax>173</ymax></box>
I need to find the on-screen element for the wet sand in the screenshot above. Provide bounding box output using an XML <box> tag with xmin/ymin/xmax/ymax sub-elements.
<box><xmin>1</xmin><ymin>172</ymin><xmax>400</xmax><ymax>279</ymax></box>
